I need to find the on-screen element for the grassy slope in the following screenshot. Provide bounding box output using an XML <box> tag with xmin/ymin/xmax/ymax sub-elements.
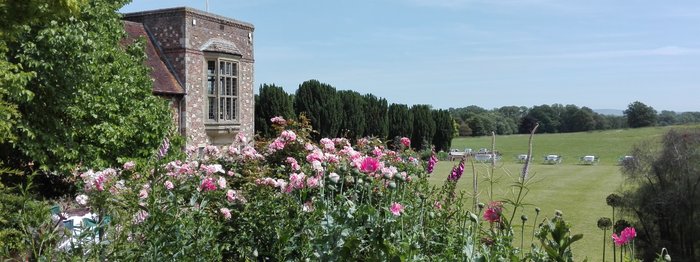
<box><xmin>428</xmin><ymin>125</ymin><xmax>699</xmax><ymax>260</ymax></box>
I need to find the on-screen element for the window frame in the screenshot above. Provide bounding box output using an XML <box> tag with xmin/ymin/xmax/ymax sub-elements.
<box><xmin>204</xmin><ymin>55</ymin><xmax>240</xmax><ymax>127</ymax></box>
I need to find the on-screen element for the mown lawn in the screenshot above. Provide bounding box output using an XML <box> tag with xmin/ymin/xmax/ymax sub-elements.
<box><xmin>427</xmin><ymin>125</ymin><xmax>700</xmax><ymax>260</ymax></box>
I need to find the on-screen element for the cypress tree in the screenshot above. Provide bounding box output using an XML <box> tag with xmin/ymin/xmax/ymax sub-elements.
<box><xmin>257</xmin><ymin>84</ymin><xmax>294</xmax><ymax>137</ymax></box>
<box><xmin>388</xmin><ymin>103</ymin><xmax>413</xmax><ymax>140</ymax></box>
<box><xmin>338</xmin><ymin>90</ymin><xmax>366</xmax><ymax>139</ymax></box>
<box><xmin>432</xmin><ymin>109</ymin><xmax>454</xmax><ymax>152</ymax></box>
<box><xmin>294</xmin><ymin>80</ymin><xmax>342</xmax><ymax>139</ymax></box>
<box><xmin>363</xmin><ymin>94</ymin><xmax>388</xmax><ymax>139</ymax></box>
<box><xmin>410</xmin><ymin>104</ymin><xmax>436</xmax><ymax>150</ymax></box>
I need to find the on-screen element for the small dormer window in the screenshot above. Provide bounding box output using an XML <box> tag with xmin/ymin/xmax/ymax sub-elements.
<box><xmin>205</xmin><ymin>57</ymin><xmax>238</xmax><ymax>124</ymax></box>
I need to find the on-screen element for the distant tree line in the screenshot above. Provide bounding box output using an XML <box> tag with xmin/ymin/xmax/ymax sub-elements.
<box><xmin>451</xmin><ymin>101</ymin><xmax>700</xmax><ymax>136</ymax></box>
<box><xmin>254</xmin><ymin>80</ymin><xmax>455</xmax><ymax>152</ymax></box>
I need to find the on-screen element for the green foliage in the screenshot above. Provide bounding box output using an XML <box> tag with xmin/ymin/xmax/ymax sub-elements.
<box><xmin>0</xmin><ymin>174</ymin><xmax>63</xmax><ymax>260</ymax></box>
<box><xmin>337</xmin><ymin>90</ymin><xmax>366</xmax><ymax>139</ymax></box>
<box><xmin>388</xmin><ymin>103</ymin><xmax>413</xmax><ymax>140</ymax></box>
<box><xmin>532</xmin><ymin>215</ymin><xmax>584</xmax><ymax>262</ymax></box>
<box><xmin>255</xmin><ymin>83</ymin><xmax>294</xmax><ymax>137</ymax></box>
<box><xmin>410</xmin><ymin>104</ymin><xmax>435</xmax><ymax>150</ymax></box>
<box><xmin>620</xmin><ymin>128</ymin><xmax>700</xmax><ymax>261</ymax></box>
<box><xmin>624</xmin><ymin>101</ymin><xmax>658</xmax><ymax>128</ymax></box>
<box><xmin>363</xmin><ymin>94</ymin><xmax>389</xmax><ymax>139</ymax></box>
<box><xmin>2</xmin><ymin>0</ymin><xmax>173</xmax><ymax>174</ymax></box>
<box><xmin>294</xmin><ymin>79</ymin><xmax>343</xmax><ymax>139</ymax></box>
<box><xmin>432</xmin><ymin>109</ymin><xmax>453</xmax><ymax>152</ymax></box>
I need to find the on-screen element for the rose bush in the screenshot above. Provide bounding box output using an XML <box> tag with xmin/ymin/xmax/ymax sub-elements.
<box><xmin>19</xmin><ymin>116</ymin><xmax>585</xmax><ymax>261</ymax></box>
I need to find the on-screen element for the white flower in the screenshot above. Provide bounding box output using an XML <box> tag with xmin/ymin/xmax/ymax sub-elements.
<box><xmin>329</xmin><ymin>172</ymin><xmax>340</xmax><ymax>184</ymax></box>
<box><xmin>75</xmin><ymin>194</ymin><xmax>89</xmax><ymax>206</ymax></box>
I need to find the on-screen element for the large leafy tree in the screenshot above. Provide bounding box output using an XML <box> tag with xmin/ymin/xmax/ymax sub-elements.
<box><xmin>337</xmin><ymin>90</ymin><xmax>366</xmax><ymax>139</ymax></box>
<box><xmin>624</xmin><ymin>101</ymin><xmax>657</xmax><ymax>128</ymax></box>
<box><xmin>387</xmin><ymin>103</ymin><xmax>412</xmax><ymax>140</ymax></box>
<box><xmin>410</xmin><ymin>104</ymin><xmax>435</xmax><ymax>150</ymax></box>
<box><xmin>431</xmin><ymin>109</ymin><xmax>453</xmax><ymax>152</ymax></box>
<box><xmin>363</xmin><ymin>94</ymin><xmax>388</xmax><ymax>139</ymax></box>
<box><xmin>1</xmin><ymin>0</ymin><xmax>173</xmax><ymax>174</ymax></box>
<box><xmin>256</xmin><ymin>84</ymin><xmax>294</xmax><ymax>137</ymax></box>
<box><xmin>0</xmin><ymin>0</ymin><xmax>83</xmax><ymax>144</ymax></box>
<box><xmin>294</xmin><ymin>79</ymin><xmax>342</xmax><ymax>139</ymax></box>
<box><xmin>621</xmin><ymin>129</ymin><xmax>700</xmax><ymax>261</ymax></box>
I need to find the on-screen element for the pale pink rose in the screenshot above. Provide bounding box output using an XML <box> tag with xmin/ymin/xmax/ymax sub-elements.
<box><xmin>289</xmin><ymin>173</ymin><xmax>306</xmax><ymax>189</ymax></box>
<box><xmin>280</xmin><ymin>130</ymin><xmax>297</xmax><ymax>141</ymax></box>
<box><xmin>306</xmin><ymin>176</ymin><xmax>320</xmax><ymax>188</ymax></box>
<box><xmin>139</xmin><ymin>189</ymin><xmax>148</xmax><ymax>199</ymax></box>
<box><xmin>133</xmin><ymin>210</ymin><xmax>149</xmax><ymax>224</ymax></box>
<box><xmin>302</xmin><ymin>201</ymin><xmax>314</xmax><ymax>212</ymax></box>
<box><xmin>217</xmin><ymin>176</ymin><xmax>227</xmax><ymax>189</ymax></box>
<box><xmin>123</xmin><ymin>161</ymin><xmax>136</xmax><ymax>171</ymax></box>
<box><xmin>270</xmin><ymin>116</ymin><xmax>286</xmax><ymax>125</ymax></box>
<box><xmin>220</xmin><ymin>208</ymin><xmax>232</xmax><ymax>220</ymax></box>
<box><xmin>320</xmin><ymin>138</ymin><xmax>335</xmax><ymax>152</ymax></box>
<box><xmin>390</xmin><ymin>202</ymin><xmax>404</xmax><ymax>216</ymax></box>
<box><xmin>286</xmin><ymin>157</ymin><xmax>300</xmax><ymax>171</ymax></box>
<box><xmin>164</xmin><ymin>180</ymin><xmax>174</xmax><ymax>190</ymax></box>
<box><xmin>373</xmin><ymin>147</ymin><xmax>384</xmax><ymax>158</ymax></box>
<box><xmin>226</xmin><ymin>189</ymin><xmax>236</xmax><ymax>202</ymax></box>
<box><xmin>75</xmin><ymin>194</ymin><xmax>89</xmax><ymax>206</ymax></box>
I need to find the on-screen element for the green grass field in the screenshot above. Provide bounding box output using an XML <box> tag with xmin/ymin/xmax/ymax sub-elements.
<box><xmin>427</xmin><ymin>125</ymin><xmax>699</xmax><ymax>260</ymax></box>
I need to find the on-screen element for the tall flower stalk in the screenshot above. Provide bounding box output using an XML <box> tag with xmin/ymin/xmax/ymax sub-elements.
<box><xmin>508</xmin><ymin>124</ymin><xmax>538</xmax><ymax>223</ymax></box>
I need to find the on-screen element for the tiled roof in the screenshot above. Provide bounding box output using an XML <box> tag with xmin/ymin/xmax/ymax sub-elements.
<box><xmin>123</xmin><ymin>21</ymin><xmax>185</xmax><ymax>95</ymax></box>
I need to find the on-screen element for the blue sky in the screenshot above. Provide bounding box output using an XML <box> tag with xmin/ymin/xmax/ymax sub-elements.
<box><xmin>121</xmin><ymin>0</ymin><xmax>700</xmax><ymax>112</ymax></box>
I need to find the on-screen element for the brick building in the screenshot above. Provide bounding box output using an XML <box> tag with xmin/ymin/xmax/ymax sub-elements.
<box><xmin>122</xmin><ymin>7</ymin><xmax>254</xmax><ymax>146</ymax></box>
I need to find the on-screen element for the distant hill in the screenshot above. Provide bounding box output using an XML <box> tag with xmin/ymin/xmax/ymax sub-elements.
<box><xmin>593</xmin><ymin>109</ymin><xmax>624</xmax><ymax>116</ymax></box>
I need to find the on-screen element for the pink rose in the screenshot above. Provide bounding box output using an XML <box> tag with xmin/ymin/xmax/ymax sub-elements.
<box><xmin>164</xmin><ymin>180</ymin><xmax>174</xmax><ymax>190</ymax></box>
<box><xmin>390</xmin><ymin>202</ymin><xmax>404</xmax><ymax>216</ymax></box>
<box><xmin>220</xmin><ymin>208</ymin><xmax>232</xmax><ymax>220</ymax></box>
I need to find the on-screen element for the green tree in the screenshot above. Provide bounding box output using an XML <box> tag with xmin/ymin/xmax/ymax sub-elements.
<box><xmin>621</xmin><ymin>129</ymin><xmax>700</xmax><ymax>261</ymax></box>
<box><xmin>294</xmin><ymin>79</ymin><xmax>343</xmax><ymax>139</ymax></box>
<box><xmin>387</xmin><ymin>103</ymin><xmax>413</xmax><ymax>140</ymax></box>
<box><xmin>256</xmin><ymin>84</ymin><xmax>294</xmax><ymax>137</ymax></box>
<box><xmin>522</xmin><ymin>104</ymin><xmax>561</xmax><ymax>133</ymax></box>
<box><xmin>1</xmin><ymin>0</ymin><xmax>172</xmax><ymax>174</ymax></box>
<box><xmin>431</xmin><ymin>109</ymin><xmax>453</xmax><ymax>152</ymax></box>
<box><xmin>624</xmin><ymin>101</ymin><xmax>657</xmax><ymax>128</ymax></box>
<box><xmin>0</xmin><ymin>0</ymin><xmax>84</xmax><ymax>144</ymax></box>
<box><xmin>657</xmin><ymin>110</ymin><xmax>678</xmax><ymax>126</ymax></box>
<box><xmin>410</xmin><ymin>104</ymin><xmax>435</xmax><ymax>150</ymax></box>
<box><xmin>338</xmin><ymin>90</ymin><xmax>366</xmax><ymax>139</ymax></box>
<box><xmin>363</xmin><ymin>94</ymin><xmax>388</xmax><ymax>139</ymax></box>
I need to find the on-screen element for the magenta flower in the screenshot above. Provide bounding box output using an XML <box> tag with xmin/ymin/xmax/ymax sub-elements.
<box><xmin>483</xmin><ymin>201</ymin><xmax>503</xmax><ymax>223</ymax></box>
<box><xmin>612</xmin><ymin>226</ymin><xmax>637</xmax><ymax>246</ymax></box>
<box><xmin>360</xmin><ymin>157</ymin><xmax>381</xmax><ymax>174</ymax></box>
<box><xmin>447</xmin><ymin>159</ymin><xmax>465</xmax><ymax>182</ymax></box>
<box><xmin>200</xmin><ymin>178</ymin><xmax>217</xmax><ymax>192</ymax></box>
<box><xmin>400</xmin><ymin>137</ymin><xmax>411</xmax><ymax>148</ymax></box>
<box><xmin>427</xmin><ymin>151</ymin><xmax>438</xmax><ymax>174</ymax></box>
<box><xmin>390</xmin><ymin>202</ymin><xmax>405</xmax><ymax>216</ymax></box>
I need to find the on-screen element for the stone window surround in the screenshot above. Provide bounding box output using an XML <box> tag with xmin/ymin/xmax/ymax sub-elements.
<box><xmin>204</xmin><ymin>52</ymin><xmax>241</xmax><ymax>131</ymax></box>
